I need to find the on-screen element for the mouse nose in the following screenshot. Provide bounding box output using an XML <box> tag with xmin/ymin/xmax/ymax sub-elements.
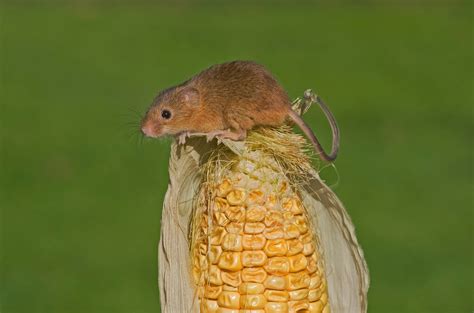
<box><xmin>141</xmin><ymin>123</ymin><xmax>157</xmax><ymax>138</ymax></box>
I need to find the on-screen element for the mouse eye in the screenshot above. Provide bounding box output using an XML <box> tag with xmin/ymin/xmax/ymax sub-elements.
<box><xmin>161</xmin><ymin>110</ymin><xmax>172</xmax><ymax>119</ymax></box>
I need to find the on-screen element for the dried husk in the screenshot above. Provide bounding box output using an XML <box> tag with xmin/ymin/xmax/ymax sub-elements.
<box><xmin>158</xmin><ymin>91</ymin><xmax>369</xmax><ymax>313</ymax></box>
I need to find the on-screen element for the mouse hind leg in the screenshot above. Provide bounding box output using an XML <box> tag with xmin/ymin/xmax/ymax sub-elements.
<box><xmin>205</xmin><ymin>128</ymin><xmax>247</xmax><ymax>142</ymax></box>
<box><xmin>206</xmin><ymin>115</ymin><xmax>251</xmax><ymax>142</ymax></box>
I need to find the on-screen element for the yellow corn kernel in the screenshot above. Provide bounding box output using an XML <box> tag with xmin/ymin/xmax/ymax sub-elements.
<box><xmin>265</xmin><ymin>302</ymin><xmax>288</xmax><ymax>313</ymax></box>
<box><xmin>221</xmin><ymin>271</ymin><xmax>242</xmax><ymax>287</ymax></box>
<box><xmin>242</xmin><ymin>251</ymin><xmax>267</xmax><ymax>267</ymax></box>
<box><xmin>264</xmin><ymin>257</ymin><xmax>290</xmax><ymax>276</ymax></box>
<box><xmin>241</xmin><ymin>268</ymin><xmax>267</xmax><ymax>283</ymax></box>
<box><xmin>288</xmin><ymin>254</ymin><xmax>308</xmax><ymax>272</ymax></box>
<box><xmin>264</xmin><ymin>290</ymin><xmax>289</xmax><ymax>302</ymax></box>
<box><xmin>244</xmin><ymin>222</ymin><xmax>265</xmax><ymax>234</ymax></box>
<box><xmin>218</xmin><ymin>252</ymin><xmax>243</xmax><ymax>271</ymax></box>
<box><xmin>222</xmin><ymin>233</ymin><xmax>243</xmax><ymax>252</ymax></box>
<box><xmin>238</xmin><ymin>283</ymin><xmax>265</xmax><ymax>295</ymax></box>
<box><xmin>263</xmin><ymin>275</ymin><xmax>287</xmax><ymax>290</ymax></box>
<box><xmin>242</xmin><ymin>234</ymin><xmax>266</xmax><ymax>250</ymax></box>
<box><xmin>217</xmin><ymin>291</ymin><xmax>240</xmax><ymax>309</ymax></box>
<box><xmin>226</xmin><ymin>189</ymin><xmax>246</xmax><ymax>206</ymax></box>
<box><xmin>264</xmin><ymin>239</ymin><xmax>288</xmax><ymax>257</ymax></box>
<box><xmin>240</xmin><ymin>294</ymin><xmax>266</xmax><ymax>310</ymax></box>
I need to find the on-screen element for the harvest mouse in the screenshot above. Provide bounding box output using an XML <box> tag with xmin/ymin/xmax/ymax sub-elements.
<box><xmin>141</xmin><ymin>61</ymin><xmax>340</xmax><ymax>162</ymax></box>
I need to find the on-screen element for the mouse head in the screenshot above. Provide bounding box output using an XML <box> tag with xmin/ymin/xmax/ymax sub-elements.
<box><xmin>141</xmin><ymin>87</ymin><xmax>201</xmax><ymax>138</ymax></box>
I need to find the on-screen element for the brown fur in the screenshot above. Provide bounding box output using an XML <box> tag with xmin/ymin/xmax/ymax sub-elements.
<box><xmin>141</xmin><ymin>60</ymin><xmax>339</xmax><ymax>162</ymax></box>
<box><xmin>141</xmin><ymin>61</ymin><xmax>289</xmax><ymax>136</ymax></box>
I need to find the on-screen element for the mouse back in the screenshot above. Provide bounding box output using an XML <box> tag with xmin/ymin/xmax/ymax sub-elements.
<box><xmin>187</xmin><ymin>61</ymin><xmax>291</xmax><ymax>126</ymax></box>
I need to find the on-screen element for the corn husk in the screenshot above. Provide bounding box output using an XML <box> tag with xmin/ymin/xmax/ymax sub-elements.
<box><xmin>158</xmin><ymin>91</ymin><xmax>369</xmax><ymax>313</ymax></box>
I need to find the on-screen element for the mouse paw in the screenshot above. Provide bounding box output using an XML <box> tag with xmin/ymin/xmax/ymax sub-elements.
<box><xmin>206</xmin><ymin>132</ymin><xmax>217</xmax><ymax>143</ymax></box>
<box><xmin>178</xmin><ymin>133</ymin><xmax>187</xmax><ymax>145</ymax></box>
<box><xmin>218</xmin><ymin>129</ymin><xmax>247</xmax><ymax>141</ymax></box>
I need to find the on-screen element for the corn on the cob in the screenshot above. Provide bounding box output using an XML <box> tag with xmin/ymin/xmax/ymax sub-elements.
<box><xmin>158</xmin><ymin>91</ymin><xmax>369</xmax><ymax>313</ymax></box>
<box><xmin>191</xmin><ymin>148</ymin><xmax>329</xmax><ymax>313</ymax></box>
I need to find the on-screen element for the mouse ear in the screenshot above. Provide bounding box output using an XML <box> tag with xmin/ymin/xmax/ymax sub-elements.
<box><xmin>180</xmin><ymin>87</ymin><xmax>200</xmax><ymax>107</ymax></box>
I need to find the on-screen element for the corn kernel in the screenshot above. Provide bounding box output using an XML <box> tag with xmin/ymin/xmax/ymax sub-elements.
<box><xmin>217</xmin><ymin>179</ymin><xmax>233</xmax><ymax>197</ymax></box>
<box><xmin>263</xmin><ymin>227</ymin><xmax>285</xmax><ymax>240</ymax></box>
<box><xmin>208</xmin><ymin>265</ymin><xmax>223</xmax><ymax>285</ymax></box>
<box><xmin>242</xmin><ymin>251</ymin><xmax>267</xmax><ymax>267</ymax></box>
<box><xmin>217</xmin><ymin>291</ymin><xmax>240</xmax><ymax>309</ymax></box>
<box><xmin>308</xmin><ymin>301</ymin><xmax>323</xmax><ymax>313</ymax></box>
<box><xmin>284</xmin><ymin>224</ymin><xmax>300</xmax><ymax>239</ymax></box>
<box><xmin>222</xmin><ymin>285</ymin><xmax>238</xmax><ymax>292</ymax></box>
<box><xmin>300</xmin><ymin>232</ymin><xmax>313</xmax><ymax>244</ymax></box>
<box><xmin>225</xmin><ymin>206</ymin><xmax>245</xmax><ymax>222</ymax></box>
<box><xmin>226</xmin><ymin>189</ymin><xmax>246</xmax><ymax>206</ymax></box>
<box><xmin>307</xmin><ymin>254</ymin><xmax>318</xmax><ymax>274</ymax></box>
<box><xmin>286</xmin><ymin>272</ymin><xmax>310</xmax><ymax>290</ymax></box>
<box><xmin>263</xmin><ymin>275</ymin><xmax>287</xmax><ymax>290</ymax></box>
<box><xmin>288</xmin><ymin>254</ymin><xmax>308</xmax><ymax>272</ymax></box>
<box><xmin>222</xmin><ymin>233</ymin><xmax>243</xmax><ymax>252</ymax></box>
<box><xmin>264</xmin><ymin>211</ymin><xmax>284</xmax><ymax>227</ymax></box>
<box><xmin>265</xmin><ymin>302</ymin><xmax>288</xmax><ymax>313</ymax></box>
<box><xmin>303</xmin><ymin>242</ymin><xmax>316</xmax><ymax>256</ymax></box>
<box><xmin>289</xmin><ymin>288</ymin><xmax>309</xmax><ymax>301</ymax></box>
<box><xmin>247</xmin><ymin>190</ymin><xmax>265</xmax><ymax>205</ymax></box>
<box><xmin>308</xmin><ymin>288</ymin><xmax>322</xmax><ymax>302</ymax></box>
<box><xmin>241</xmin><ymin>268</ymin><xmax>267</xmax><ymax>283</ymax></box>
<box><xmin>214</xmin><ymin>212</ymin><xmax>230</xmax><ymax>227</ymax></box>
<box><xmin>288</xmin><ymin>300</ymin><xmax>309</xmax><ymax>313</ymax></box>
<box><xmin>309</xmin><ymin>273</ymin><xmax>322</xmax><ymax>289</ymax></box>
<box><xmin>210</xmin><ymin>227</ymin><xmax>227</xmax><ymax>245</ymax></box>
<box><xmin>238</xmin><ymin>283</ymin><xmax>265</xmax><ymax>295</ymax></box>
<box><xmin>225</xmin><ymin>222</ymin><xmax>244</xmax><ymax>234</ymax></box>
<box><xmin>320</xmin><ymin>291</ymin><xmax>328</xmax><ymax>305</ymax></box>
<box><xmin>295</xmin><ymin>216</ymin><xmax>309</xmax><ymax>234</ymax></box>
<box><xmin>244</xmin><ymin>222</ymin><xmax>265</xmax><ymax>234</ymax></box>
<box><xmin>246</xmin><ymin>206</ymin><xmax>266</xmax><ymax>222</ymax></box>
<box><xmin>286</xmin><ymin>238</ymin><xmax>304</xmax><ymax>256</ymax></box>
<box><xmin>209</xmin><ymin>245</ymin><xmax>223</xmax><ymax>264</ymax></box>
<box><xmin>240</xmin><ymin>294</ymin><xmax>266</xmax><ymax>309</ymax></box>
<box><xmin>242</xmin><ymin>234</ymin><xmax>266</xmax><ymax>250</ymax></box>
<box><xmin>204</xmin><ymin>285</ymin><xmax>222</xmax><ymax>300</ymax></box>
<box><xmin>201</xmin><ymin>299</ymin><xmax>219</xmax><ymax>313</ymax></box>
<box><xmin>264</xmin><ymin>239</ymin><xmax>288</xmax><ymax>257</ymax></box>
<box><xmin>291</xmin><ymin>198</ymin><xmax>305</xmax><ymax>215</ymax></box>
<box><xmin>218</xmin><ymin>252</ymin><xmax>243</xmax><ymax>271</ymax></box>
<box><xmin>264</xmin><ymin>257</ymin><xmax>290</xmax><ymax>276</ymax></box>
<box><xmin>265</xmin><ymin>194</ymin><xmax>278</xmax><ymax>209</ymax></box>
<box><xmin>264</xmin><ymin>290</ymin><xmax>289</xmax><ymax>302</ymax></box>
<box><xmin>221</xmin><ymin>271</ymin><xmax>241</xmax><ymax>287</ymax></box>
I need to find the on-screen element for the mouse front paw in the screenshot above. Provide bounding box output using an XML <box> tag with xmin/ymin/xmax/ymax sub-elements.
<box><xmin>177</xmin><ymin>132</ymin><xmax>188</xmax><ymax>145</ymax></box>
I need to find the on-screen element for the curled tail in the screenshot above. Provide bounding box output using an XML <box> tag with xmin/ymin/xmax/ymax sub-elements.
<box><xmin>288</xmin><ymin>96</ymin><xmax>340</xmax><ymax>162</ymax></box>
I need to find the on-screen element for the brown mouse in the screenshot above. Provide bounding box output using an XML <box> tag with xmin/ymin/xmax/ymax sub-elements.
<box><xmin>141</xmin><ymin>61</ymin><xmax>340</xmax><ymax>162</ymax></box>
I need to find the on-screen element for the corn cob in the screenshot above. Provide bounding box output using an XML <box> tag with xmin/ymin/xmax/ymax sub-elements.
<box><xmin>158</xmin><ymin>91</ymin><xmax>369</xmax><ymax>313</ymax></box>
<box><xmin>191</xmin><ymin>141</ymin><xmax>330</xmax><ymax>313</ymax></box>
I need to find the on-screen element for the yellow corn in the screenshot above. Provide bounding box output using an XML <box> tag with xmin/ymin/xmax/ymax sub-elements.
<box><xmin>191</xmin><ymin>151</ymin><xmax>330</xmax><ymax>313</ymax></box>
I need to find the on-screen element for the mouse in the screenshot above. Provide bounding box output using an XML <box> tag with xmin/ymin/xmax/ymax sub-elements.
<box><xmin>141</xmin><ymin>60</ymin><xmax>340</xmax><ymax>162</ymax></box>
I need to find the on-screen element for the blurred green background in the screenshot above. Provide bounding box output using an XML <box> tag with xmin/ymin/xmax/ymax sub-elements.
<box><xmin>1</xmin><ymin>1</ymin><xmax>472</xmax><ymax>312</ymax></box>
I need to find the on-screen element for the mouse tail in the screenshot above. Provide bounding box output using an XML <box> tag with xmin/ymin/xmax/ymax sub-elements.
<box><xmin>288</xmin><ymin>96</ymin><xmax>340</xmax><ymax>162</ymax></box>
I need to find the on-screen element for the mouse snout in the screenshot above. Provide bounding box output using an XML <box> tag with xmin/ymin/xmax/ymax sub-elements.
<box><xmin>141</xmin><ymin>120</ymin><xmax>160</xmax><ymax>138</ymax></box>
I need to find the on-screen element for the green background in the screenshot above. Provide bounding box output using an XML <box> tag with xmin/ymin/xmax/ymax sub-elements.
<box><xmin>1</xmin><ymin>1</ymin><xmax>472</xmax><ymax>312</ymax></box>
